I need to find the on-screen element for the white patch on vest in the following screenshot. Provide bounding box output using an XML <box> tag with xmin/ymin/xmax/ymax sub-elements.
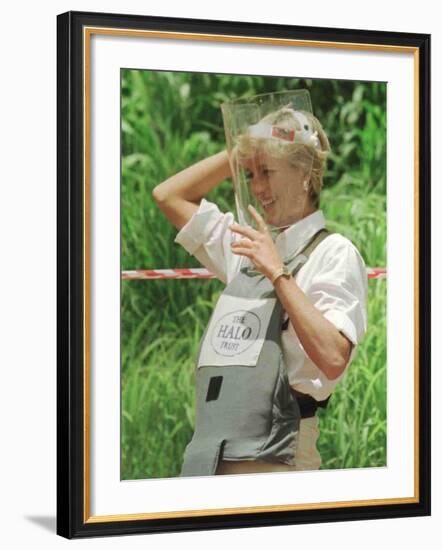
<box><xmin>197</xmin><ymin>295</ymin><xmax>276</xmax><ymax>367</ymax></box>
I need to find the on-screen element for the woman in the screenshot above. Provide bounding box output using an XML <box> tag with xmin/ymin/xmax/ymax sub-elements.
<box><xmin>153</xmin><ymin>91</ymin><xmax>368</xmax><ymax>476</ymax></box>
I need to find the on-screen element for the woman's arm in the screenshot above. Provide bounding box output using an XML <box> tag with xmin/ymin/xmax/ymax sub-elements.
<box><xmin>272</xmin><ymin>277</ymin><xmax>352</xmax><ymax>380</ymax></box>
<box><xmin>152</xmin><ymin>150</ymin><xmax>232</xmax><ymax>230</ymax></box>
<box><xmin>229</xmin><ymin>205</ymin><xmax>352</xmax><ymax>381</ymax></box>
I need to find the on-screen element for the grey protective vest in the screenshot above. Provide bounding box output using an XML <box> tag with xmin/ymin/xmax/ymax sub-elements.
<box><xmin>180</xmin><ymin>228</ymin><xmax>331</xmax><ymax>477</ymax></box>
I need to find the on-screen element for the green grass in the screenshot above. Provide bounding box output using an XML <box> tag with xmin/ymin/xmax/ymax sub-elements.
<box><xmin>121</xmin><ymin>70</ymin><xmax>387</xmax><ymax>479</ymax></box>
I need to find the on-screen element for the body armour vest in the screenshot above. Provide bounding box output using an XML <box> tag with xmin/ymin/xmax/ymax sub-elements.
<box><xmin>180</xmin><ymin>228</ymin><xmax>331</xmax><ymax>477</ymax></box>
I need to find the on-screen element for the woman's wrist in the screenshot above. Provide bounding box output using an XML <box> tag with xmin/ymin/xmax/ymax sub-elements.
<box><xmin>269</xmin><ymin>264</ymin><xmax>290</xmax><ymax>285</ymax></box>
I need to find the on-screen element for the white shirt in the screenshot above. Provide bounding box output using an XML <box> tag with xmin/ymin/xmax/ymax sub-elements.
<box><xmin>175</xmin><ymin>198</ymin><xmax>368</xmax><ymax>401</ymax></box>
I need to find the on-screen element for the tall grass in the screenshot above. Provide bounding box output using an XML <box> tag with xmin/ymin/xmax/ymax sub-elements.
<box><xmin>121</xmin><ymin>70</ymin><xmax>387</xmax><ymax>479</ymax></box>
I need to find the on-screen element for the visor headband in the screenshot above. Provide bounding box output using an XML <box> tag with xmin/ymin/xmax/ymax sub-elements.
<box><xmin>248</xmin><ymin>109</ymin><xmax>321</xmax><ymax>150</ymax></box>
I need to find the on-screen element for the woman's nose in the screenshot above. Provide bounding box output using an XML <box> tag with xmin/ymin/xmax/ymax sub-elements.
<box><xmin>250</xmin><ymin>174</ymin><xmax>267</xmax><ymax>195</ymax></box>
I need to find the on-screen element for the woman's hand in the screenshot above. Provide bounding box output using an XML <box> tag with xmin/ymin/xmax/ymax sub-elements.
<box><xmin>229</xmin><ymin>205</ymin><xmax>283</xmax><ymax>280</ymax></box>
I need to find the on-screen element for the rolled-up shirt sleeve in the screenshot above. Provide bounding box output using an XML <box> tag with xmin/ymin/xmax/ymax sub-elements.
<box><xmin>306</xmin><ymin>235</ymin><xmax>368</xmax><ymax>350</ymax></box>
<box><xmin>174</xmin><ymin>198</ymin><xmax>242</xmax><ymax>284</ymax></box>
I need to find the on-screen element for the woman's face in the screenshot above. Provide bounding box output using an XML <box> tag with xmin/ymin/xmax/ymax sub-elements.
<box><xmin>240</xmin><ymin>148</ymin><xmax>310</xmax><ymax>228</ymax></box>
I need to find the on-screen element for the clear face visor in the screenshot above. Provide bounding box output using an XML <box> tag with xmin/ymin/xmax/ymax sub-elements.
<box><xmin>221</xmin><ymin>90</ymin><xmax>320</xmax><ymax>231</ymax></box>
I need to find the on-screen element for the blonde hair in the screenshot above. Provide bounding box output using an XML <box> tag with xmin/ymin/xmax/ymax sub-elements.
<box><xmin>236</xmin><ymin>108</ymin><xmax>330</xmax><ymax>208</ymax></box>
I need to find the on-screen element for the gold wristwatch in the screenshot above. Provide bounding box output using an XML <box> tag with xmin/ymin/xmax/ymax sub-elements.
<box><xmin>270</xmin><ymin>265</ymin><xmax>291</xmax><ymax>285</ymax></box>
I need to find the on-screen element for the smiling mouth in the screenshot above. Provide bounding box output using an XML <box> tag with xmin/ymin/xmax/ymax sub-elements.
<box><xmin>261</xmin><ymin>199</ymin><xmax>276</xmax><ymax>209</ymax></box>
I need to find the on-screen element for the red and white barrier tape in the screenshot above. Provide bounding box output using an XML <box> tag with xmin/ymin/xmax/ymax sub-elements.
<box><xmin>122</xmin><ymin>267</ymin><xmax>386</xmax><ymax>280</ymax></box>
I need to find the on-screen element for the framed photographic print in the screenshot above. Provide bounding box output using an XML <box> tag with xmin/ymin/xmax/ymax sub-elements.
<box><xmin>57</xmin><ymin>10</ymin><xmax>431</xmax><ymax>539</ymax></box>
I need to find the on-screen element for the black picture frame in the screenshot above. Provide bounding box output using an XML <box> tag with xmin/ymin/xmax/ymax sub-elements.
<box><xmin>57</xmin><ymin>10</ymin><xmax>431</xmax><ymax>539</ymax></box>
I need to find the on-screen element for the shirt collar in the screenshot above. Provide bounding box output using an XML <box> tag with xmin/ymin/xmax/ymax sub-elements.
<box><xmin>272</xmin><ymin>210</ymin><xmax>326</xmax><ymax>260</ymax></box>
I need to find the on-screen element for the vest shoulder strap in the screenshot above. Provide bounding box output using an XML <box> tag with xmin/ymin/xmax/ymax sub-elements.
<box><xmin>289</xmin><ymin>228</ymin><xmax>332</xmax><ymax>278</ymax></box>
